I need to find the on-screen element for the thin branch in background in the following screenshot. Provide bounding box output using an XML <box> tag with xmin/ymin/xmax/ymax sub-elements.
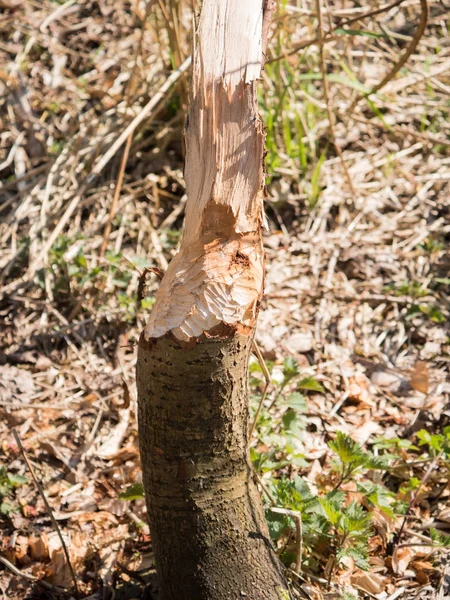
<box><xmin>4</xmin><ymin>56</ymin><xmax>193</xmax><ymax>295</ymax></box>
<box><xmin>89</xmin><ymin>56</ymin><xmax>191</xmax><ymax>181</ymax></box>
<box><xmin>0</xmin><ymin>555</ymin><xmax>70</xmax><ymax>594</ymax></box>
<box><xmin>100</xmin><ymin>132</ymin><xmax>133</xmax><ymax>259</ymax></box>
<box><xmin>394</xmin><ymin>450</ymin><xmax>441</xmax><ymax>547</ymax></box>
<box><xmin>267</xmin><ymin>0</ymin><xmax>408</xmax><ymax>64</ymax></box>
<box><xmin>249</xmin><ymin>341</ymin><xmax>272</xmax><ymax>440</ymax></box>
<box><xmin>255</xmin><ymin>471</ymin><xmax>277</xmax><ymax>507</ymax></box>
<box><xmin>269</xmin><ymin>507</ymin><xmax>304</xmax><ymax>575</ymax></box>
<box><xmin>12</xmin><ymin>429</ymin><xmax>80</xmax><ymax>600</ymax></box>
<box><xmin>100</xmin><ymin>1</ymin><xmax>153</xmax><ymax>258</ymax></box>
<box><xmin>315</xmin><ymin>0</ymin><xmax>356</xmax><ymax>199</ymax></box>
<box><xmin>100</xmin><ymin>133</ymin><xmax>133</xmax><ymax>258</ymax></box>
<box><xmin>339</xmin><ymin>0</ymin><xmax>407</xmax><ymax>27</ymax></box>
<box><xmin>347</xmin><ymin>0</ymin><xmax>429</xmax><ymax>114</ymax></box>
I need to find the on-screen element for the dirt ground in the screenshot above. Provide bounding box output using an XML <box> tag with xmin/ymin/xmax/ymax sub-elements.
<box><xmin>0</xmin><ymin>1</ymin><xmax>449</xmax><ymax>599</ymax></box>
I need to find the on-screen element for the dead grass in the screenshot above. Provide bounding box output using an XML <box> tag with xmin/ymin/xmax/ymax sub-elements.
<box><xmin>0</xmin><ymin>0</ymin><xmax>449</xmax><ymax>598</ymax></box>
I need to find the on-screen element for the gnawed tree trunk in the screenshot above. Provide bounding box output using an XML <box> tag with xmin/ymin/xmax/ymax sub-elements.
<box><xmin>137</xmin><ymin>1</ymin><xmax>289</xmax><ymax>599</ymax></box>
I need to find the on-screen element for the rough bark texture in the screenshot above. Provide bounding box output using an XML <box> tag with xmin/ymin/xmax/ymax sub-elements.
<box><xmin>137</xmin><ymin>331</ymin><xmax>288</xmax><ymax>599</ymax></box>
<box><xmin>137</xmin><ymin>0</ymin><xmax>290</xmax><ymax>598</ymax></box>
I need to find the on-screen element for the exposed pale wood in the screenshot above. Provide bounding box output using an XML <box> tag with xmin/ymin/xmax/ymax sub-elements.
<box><xmin>145</xmin><ymin>0</ymin><xmax>267</xmax><ymax>341</ymax></box>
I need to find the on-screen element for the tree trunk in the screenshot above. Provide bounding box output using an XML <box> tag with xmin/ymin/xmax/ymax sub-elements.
<box><xmin>137</xmin><ymin>1</ymin><xmax>289</xmax><ymax>598</ymax></box>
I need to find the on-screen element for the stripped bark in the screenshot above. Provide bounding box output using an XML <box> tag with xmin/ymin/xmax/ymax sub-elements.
<box><xmin>137</xmin><ymin>1</ymin><xmax>290</xmax><ymax>598</ymax></box>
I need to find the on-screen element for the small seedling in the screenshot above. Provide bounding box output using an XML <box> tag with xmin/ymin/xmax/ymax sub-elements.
<box><xmin>0</xmin><ymin>467</ymin><xmax>27</xmax><ymax>517</ymax></box>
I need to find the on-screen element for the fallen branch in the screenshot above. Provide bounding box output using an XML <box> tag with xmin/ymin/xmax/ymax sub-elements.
<box><xmin>12</xmin><ymin>429</ymin><xmax>80</xmax><ymax>599</ymax></box>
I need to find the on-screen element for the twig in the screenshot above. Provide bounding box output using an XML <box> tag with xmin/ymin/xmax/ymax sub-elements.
<box><xmin>39</xmin><ymin>0</ymin><xmax>77</xmax><ymax>32</ymax></box>
<box><xmin>255</xmin><ymin>472</ymin><xmax>277</xmax><ymax>506</ymax></box>
<box><xmin>394</xmin><ymin>450</ymin><xmax>441</xmax><ymax>547</ymax></box>
<box><xmin>100</xmin><ymin>1</ymin><xmax>149</xmax><ymax>258</ymax></box>
<box><xmin>339</xmin><ymin>0</ymin><xmax>407</xmax><ymax>27</ymax></box>
<box><xmin>288</xmin><ymin>567</ymin><xmax>333</xmax><ymax>587</ymax></box>
<box><xmin>28</xmin><ymin>183</ymin><xmax>87</xmax><ymax>279</ymax></box>
<box><xmin>0</xmin><ymin>554</ymin><xmax>40</xmax><ymax>583</ymax></box>
<box><xmin>158</xmin><ymin>193</ymin><xmax>187</xmax><ymax>229</ymax></box>
<box><xmin>315</xmin><ymin>0</ymin><xmax>356</xmax><ymax>199</ymax></box>
<box><xmin>100</xmin><ymin>132</ymin><xmax>132</xmax><ymax>259</ymax></box>
<box><xmin>249</xmin><ymin>341</ymin><xmax>272</xmax><ymax>439</ymax></box>
<box><xmin>267</xmin><ymin>0</ymin><xmax>408</xmax><ymax>64</ymax></box>
<box><xmin>0</xmin><ymin>555</ymin><xmax>69</xmax><ymax>593</ymax></box>
<box><xmin>270</xmin><ymin>507</ymin><xmax>303</xmax><ymax>574</ymax></box>
<box><xmin>12</xmin><ymin>430</ymin><xmax>80</xmax><ymax>599</ymax></box>
<box><xmin>398</xmin><ymin>542</ymin><xmax>449</xmax><ymax>549</ymax></box>
<box><xmin>89</xmin><ymin>56</ymin><xmax>191</xmax><ymax>180</ymax></box>
<box><xmin>346</xmin><ymin>0</ymin><xmax>428</xmax><ymax>114</ymax></box>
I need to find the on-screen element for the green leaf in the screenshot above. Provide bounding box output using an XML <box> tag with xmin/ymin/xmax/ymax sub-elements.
<box><xmin>0</xmin><ymin>501</ymin><xmax>18</xmax><ymax>516</ymax></box>
<box><xmin>75</xmin><ymin>254</ymin><xmax>88</xmax><ymax>269</ymax></box>
<box><xmin>416</xmin><ymin>429</ymin><xmax>446</xmax><ymax>453</ymax></box>
<box><xmin>119</xmin><ymin>483</ymin><xmax>145</xmax><ymax>501</ymax></box>
<box><xmin>319</xmin><ymin>498</ymin><xmax>341</xmax><ymax>526</ymax></box>
<box><xmin>297</xmin><ymin>377</ymin><xmax>325</xmax><ymax>393</ymax></box>
<box><xmin>7</xmin><ymin>473</ymin><xmax>28</xmax><ymax>487</ymax></box>
<box><xmin>342</xmin><ymin>590</ymin><xmax>359</xmax><ymax>600</ymax></box>
<box><xmin>337</xmin><ymin>545</ymin><xmax>370</xmax><ymax>570</ymax></box>
<box><xmin>341</xmin><ymin>502</ymin><xmax>371</xmax><ymax>537</ymax></box>
<box><xmin>309</xmin><ymin>147</ymin><xmax>327</xmax><ymax>208</ymax></box>
<box><xmin>282</xmin><ymin>409</ymin><xmax>297</xmax><ymax>430</ymax></box>
<box><xmin>358</xmin><ymin>482</ymin><xmax>395</xmax><ymax>518</ymax></box>
<box><xmin>436</xmin><ymin>278</ymin><xmax>450</xmax><ymax>285</ymax></box>
<box><xmin>284</xmin><ymin>392</ymin><xmax>307</xmax><ymax>412</ymax></box>
<box><xmin>0</xmin><ymin>484</ymin><xmax>10</xmax><ymax>497</ymax></box>
<box><xmin>418</xmin><ymin>304</ymin><xmax>446</xmax><ymax>323</ymax></box>
<box><xmin>329</xmin><ymin>432</ymin><xmax>367</xmax><ymax>466</ymax></box>
<box><xmin>266</xmin><ymin>511</ymin><xmax>290</xmax><ymax>543</ymax></box>
<box><xmin>430</xmin><ymin>528</ymin><xmax>450</xmax><ymax>547</ymax></box>
<box><xmin>141</xmin><ymin>297</ymin><xmax>155</xmax><ymax>309</ymax></box>
<box><xmin>283</xmin><ymin>356</ymin><xmax>299</xmax><ymax>378</ymax></box>
<box><xmin>291</xmin><ymin>454</ymin><xmax>309</xmax><ymax>468</ymax></box>
<box><xmin>127</xmin><ymin>255</ymin><xmax>152</xmax><ymax>269</ymax></box>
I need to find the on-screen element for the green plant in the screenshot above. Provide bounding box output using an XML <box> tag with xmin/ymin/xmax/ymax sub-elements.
<box><xmin>120</xmin><ymin>482</ymin><xmax>145</xmax><ymax>501</ymax></box>
<box><xmin>329</xmin><ymin>431</ymin><xmax>388</xmax><ymax>491</ymax></box>
<box><xmin>0</xmin><ymin>468</ymin><xmax>27</xmax><ymax>516</ymax></box>
<box><xmin>320</xmin><ymin>498</ymin><xmax>372</xmax><ymax>570</ymax></box>
<box><xmin>250</xmin><ymin>355</ymin><xmax>324</xmax><ymax>471</ymax></box>
<box><xmin>417</xmin><ymin>427</ymin><xmax>450</xmax><ymax>460</ymax></box>
<box><xmin>265</xmin><ymin>474</ymin><xmax>373</xmax><ymax>573</ymax></box>
<box><xmin>384</xmin><ymin>280</ymin><xmax>430</xmax><ymax>298</ymax></box>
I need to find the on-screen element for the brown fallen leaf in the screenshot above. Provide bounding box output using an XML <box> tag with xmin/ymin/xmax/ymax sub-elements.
<box><xmin>371</xmin><ymin>508</ymin><xmax>395</xmax><ymax>548</ymax></box>
<box><xmin>337</xmin><ymin>555</ymin><xmax>356</xmax><ymax>585</ymax></box>
<box><xmin>351</xmin><ymin>570</ymin><xmax>387</xmax><ymax>595</ymax></box>
<box><xmin>29</xmin><ymin>533</ymin><xmax>49</xmax><ymax>561</ymax></box>
<box><xmin>10</xmin><ymin>534</ymin><xmax>30</xmax><ymax>565</ymax></box>
<box><xmin>347</xmin><ymin>373</ymin><xmax>375</xmax><ymax>407</ymax></box>
<box><xmin>46</xmin><ymin>531</ymin><xmax>87</xmax><ymax>588</ymax></box>
<box><xmin>409</xmin><ymin>361</ymin><xmax>429</xmax><ymax>394</ymax></box>
<box><xmin>415</xmin><ymin>570</ymin><xmax>430</xmax><ymax>585</ymax></box>
<box><xmin>412</xmin><ymin>560</ymin><xmax>438</xmax><ymax>573</ymax></box>
<box><xmin>392</xmin><ymin>546</ymin><xmax>414</xmax><ymax>575</ymax></box>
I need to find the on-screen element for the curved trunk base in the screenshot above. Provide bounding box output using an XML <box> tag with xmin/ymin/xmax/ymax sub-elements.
<box><xmin>137</xmin><ymin>332</ymin><xmax>289</xmax><ymax>600</ymax></box>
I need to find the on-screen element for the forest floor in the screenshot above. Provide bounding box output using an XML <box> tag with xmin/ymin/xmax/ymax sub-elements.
<box><xmin>0</xmin><ymin>1</ymin><xmax>450</xmax><ymax>599</ymax></box>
